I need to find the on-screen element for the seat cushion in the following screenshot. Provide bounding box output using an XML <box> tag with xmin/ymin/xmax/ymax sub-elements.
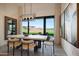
<box><xmin>44</xmin><ymin>41</ymin><xmax>53</xmax><ymax>46</ymax></box>
<box><xmin>22</xmin><ymin>43</ymin><xmax>36</xmax><ymax>49</ymax></box>
<box><xmin>9</xmin><ymin>41</ymin><xmax>21</xmax><ymax>48</ymax></box>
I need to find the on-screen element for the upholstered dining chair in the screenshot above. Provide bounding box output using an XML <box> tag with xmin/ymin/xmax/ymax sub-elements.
<box><xmin>21</xmin><ymin>40</ymin><xmax>37</xmax><ymax>56</ymax></box>
<box><xmin>43</xmin><ymin>36</ymin><xmax>55</xmax><ymax>56</ymax></box>
<box><xmin>7</xmin><ymin>38</ymin><xmax>21</xmax><ymax>56</ymax></box>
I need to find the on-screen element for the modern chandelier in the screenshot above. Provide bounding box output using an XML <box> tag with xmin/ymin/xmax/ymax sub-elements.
<box><xmin>21</xmin><ymin>3</ymin><xmax>35</xmax><ymax>20</ymax></box>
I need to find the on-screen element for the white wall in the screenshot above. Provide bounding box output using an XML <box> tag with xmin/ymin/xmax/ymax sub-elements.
<box><xmin>0</xmin><ymin>4</ymin><xmax>19</xmax><ymax>46</ymax></box>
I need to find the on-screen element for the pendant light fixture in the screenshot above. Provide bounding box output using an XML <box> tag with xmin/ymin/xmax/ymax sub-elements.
<box><xmin>21</xmin><ymin>3</ymin><xmax>35</xmax><ymax>20</ymax></box>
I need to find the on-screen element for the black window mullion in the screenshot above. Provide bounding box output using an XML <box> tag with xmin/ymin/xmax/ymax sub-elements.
<box><xmin>43</xmin><ymin>17</ymin><xmax>46</xmax><ymax>35</ymax></box>
<box><xmin>27</xmin><ymin>19</ymin><xmax>29</xmax><ymax>34</ymax></box>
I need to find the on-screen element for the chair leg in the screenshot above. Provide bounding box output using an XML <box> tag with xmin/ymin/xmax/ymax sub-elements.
<box><xmin>21</xmin><ymin>43</ymin><xmax>23</xmax><ymax>56</ymax></box>
<box><xmin>42</xmin><ymin>41</ymin><xmax>44</xmax><ymax>55</ymax></box>
<box><xmin>45</xmin><ymin>45</ymin><xmax>46</xmax><ymax>48</ymax></box>
<box><xmin>7</xmin><ymin>41</ymin><xmax>9</xmax><ymax>56</ymax></box>
<box><xmin>13</xmin><ymin>42</ymin><xmax>15</xmax><ymax>56</ymax></box>
<box><xmin>51</xmin><ymin>46</ymin><xmax>52</xmax><ymax>56</ymax></box>
<box><xmin>53</xmin><ymin>41</ymin><xmax>55</xmax><ymax>56</ymax></box>
<box><xmin>27</xmin><ymin>44</ymin><xmax>29</xmax><ymax>56</ymax></box>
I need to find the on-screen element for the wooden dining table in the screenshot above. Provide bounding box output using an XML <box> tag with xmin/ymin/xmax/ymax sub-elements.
<box><xmin>7</xmin><ymin>34</ymin><xmax>55</xmax><ymax>56</ymax></box>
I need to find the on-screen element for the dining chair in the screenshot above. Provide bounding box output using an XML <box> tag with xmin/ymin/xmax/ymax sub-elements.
<box><xmin>21</xmin><ymin>40</ymin><xmax>37</xmax><ymax>56</ymax></box>
<box><xmin>7</xmin><ymin>38</ymin><xmax>21</xmax><ymax>56</ymax></box>
<box><xmin>43</xmin><ymin>36</ymin><xmax>54</xmax><ymax>56</ymax></box>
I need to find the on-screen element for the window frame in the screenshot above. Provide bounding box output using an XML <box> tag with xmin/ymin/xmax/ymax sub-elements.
<box><xmin>21</xmin><ymin>15</ymin><xmax>55</xmax><ymax>36</ymax></box>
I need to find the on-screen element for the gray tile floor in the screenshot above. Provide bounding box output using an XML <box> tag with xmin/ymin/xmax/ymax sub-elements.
<box><xmin>0</xmin><ymin>44</ymin><xmax>67</xmax><ymax>56</ymax></box>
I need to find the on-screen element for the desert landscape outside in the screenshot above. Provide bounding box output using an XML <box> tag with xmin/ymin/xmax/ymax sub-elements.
<box><xmin>21</xmin><ymin>18</ymin><xmax>54</xmax><ymax>36</ymax></box>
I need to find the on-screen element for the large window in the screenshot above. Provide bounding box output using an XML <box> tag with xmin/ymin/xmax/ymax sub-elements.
<box><xmin>22</xmin><ymin>20</ymin><xmax>28</xmax><ymax>34</ymax></box>
<box><xmin>29</xmin><ymin>18</ymin><xmax>43</xmax><ymax>34</ymax></box>
<box><xmin>46</xmin><ymin>18</ymin><xmax>54</xmax><ymax>36</ymax></box>
<box><xmin>21</xmin><ymin>16</ymin><xmax>55</xmax><ymax>36</ymax></box>
<box><xmin>61</xmin><ymin>4</ymin><xmax>77</xmax><ymax>47</ymax></box>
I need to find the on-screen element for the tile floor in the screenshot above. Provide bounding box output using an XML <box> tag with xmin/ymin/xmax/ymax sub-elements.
<box><xmin>0</xmin><ymin>44</ymin><xmax>67</xmax><ymax>56</ymax></box>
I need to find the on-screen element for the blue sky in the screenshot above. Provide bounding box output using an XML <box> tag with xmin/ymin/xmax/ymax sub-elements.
<box><xmin>22</xmin><ymin>18</ymin><xmax>54</xmax><ymax>28</ymax></box>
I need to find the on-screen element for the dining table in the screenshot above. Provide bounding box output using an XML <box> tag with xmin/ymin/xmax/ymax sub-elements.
<box><xmin>7</xmin><ymin>34</ymin><xmax>55</xmax><ymax>56</ymax></box>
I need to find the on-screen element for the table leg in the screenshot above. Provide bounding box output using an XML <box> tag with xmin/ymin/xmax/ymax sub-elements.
<box><xmin>21</xmin><ymin>43</ymin><xmax>23</xmax><ymax>56</ymax></box>
<box><xmin>34</xmin><ymin>40</ymin><xmax>38</xmax><ymax>52</ymax></box>
<box><xmin>38</xmin><ymin>40</ymin><xmax>41</xmax><ymax>48</ymax></box>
